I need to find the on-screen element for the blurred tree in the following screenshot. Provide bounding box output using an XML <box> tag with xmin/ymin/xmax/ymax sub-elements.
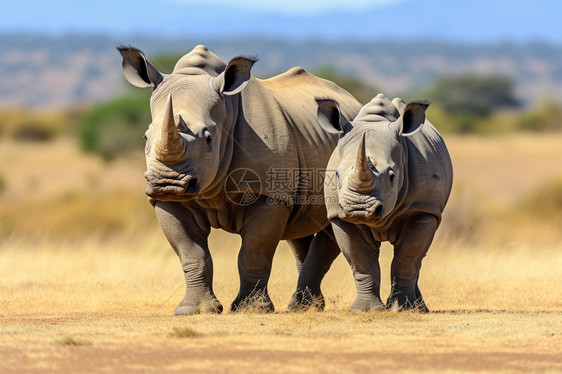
<box><xmin>79</xmin><ymin>93</ymin><xmax>151</xmax><ymax>160</ymax></box>
<box><xmin>517</xmin><ymin>99</ymin><xmax>562</xmax><ymax>132</ymax></box>
<box><xmin>77</xmin><ymin>53</ymin><xmax>183</xmax><ymax>160</ymax></box>
<box><xmin>0</xmin><ymin>109</ymin><xmax>68</xmax><ymax>142</ymax></box>
<box><xmin>147</xmin><ymin>54</ymin><xmax>183</xmax><ymax>74</ymax></box>
<box><xmin>313</xmin><ymin>66</ymin><xmax>378</xmax><ymax>105</ymax></box>
<box><xmin>12</xmin><ymin>119</ymin><xmax>57</xmax><ymax>142</ymax></box>
<box><xmin>410</xmin><ymin>74</ymin><xmax>520</xmax><ymax>133</ymax></box>
<box><xmin>423</xmin><ymin>75</ymin><xmax>520</xmax><ymax>117</ymax></box>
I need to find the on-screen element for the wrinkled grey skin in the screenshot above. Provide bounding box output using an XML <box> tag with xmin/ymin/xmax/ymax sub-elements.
<box><xmin>118</xmin><ymin>45</ymin><xmax>361</xmax><ymax>314</ymax></box>
<box><xmin>313</xmin><ymin>93</ymin><xmax>453</xmax><ymax>312</ymax></box>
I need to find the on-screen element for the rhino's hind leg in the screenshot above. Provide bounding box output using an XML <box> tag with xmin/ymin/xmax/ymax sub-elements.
<box><xmin>154</xmin><ymin>201</ymin><xmax>222</xmax><ymax>316</ymax></box>
<box><xmin>230</xmin><ymin>201</ymin><xmax>290</xmax><ymax>313</ymax></box>
<box><xmin>287</xmin><ymin>235</ymin><xmax>314</xmax><ymax>274</ymax></box>
<box><xmin>412</xmin><ymin>265</ymin><xmax>430</xmax><ymax>313</ymax></box>
<box><xmin>289</xmin><ymin>226</ymin><xmax>340</xmax><ymax>311</ymax></box>
<box><xmin>387</xmin><ymin>214</ymin><xmax>437</xmax><ymax>313</ymax></box>
<box><xmin>331</xmin><ymin>219</ymin><xmax>385</xmax><ymax>312</ymax></box>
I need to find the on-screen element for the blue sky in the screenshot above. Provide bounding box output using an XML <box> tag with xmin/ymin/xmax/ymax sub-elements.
<box><xmin>1</xmin><ymin>0</ymin><xmax>561</xmax><ymax>43</ymax></box>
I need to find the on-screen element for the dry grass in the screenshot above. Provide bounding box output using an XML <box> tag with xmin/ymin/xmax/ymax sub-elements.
<box><xmin>0</xmin><ymin>238</ymin><xmax>561</xmax><ymax>373</ymax></box>
<box><xmin>1</xmin><ymin>234</ymin><xmax>560</xmax><ymax>315</ymax></box>
<box><xmin>1</xmin><ymin>133</ymin><xmax>562</xmax><ymax>372</ymax></box>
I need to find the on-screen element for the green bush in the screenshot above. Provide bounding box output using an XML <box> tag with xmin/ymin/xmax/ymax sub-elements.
<box><xmin>79</xmin><ymin>93</ymin><xmax>151</xmax><ymax>160</ymax></box>
<box><xmin>517</xmin><ymin>99</ymin><xmax>562</xmax><ymax>132</ymax></box>
<box><xmin>410</xmin><ymin>74</ymin><xmax>520</xmax><ymax>133</ymax></box>
<box><xmin>12</xmin><ymin>120</ymin><xmax>57</xmax><ymax>141</ymax></box>
<box><xmin>77</xmin><ymin>52</ymin><xmax>180</xmax><ymax>160</ymax></box>
<box><xmin>0</xmin><ymin>172</ymin><xmax>6</xmax><ymax>196</ymax></box>
<box><xmin>0</xmin><ymin>109</ymin><xmax>70</xmax><ymax>142</ymax></box>
<box><xmin>423</xmin><ymin>75</ymin><xmax>519</xmax><ymax>117</ymax></box>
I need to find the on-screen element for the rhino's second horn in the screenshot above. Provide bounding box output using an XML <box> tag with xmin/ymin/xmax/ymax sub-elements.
<box><xmin>156</xmin><ymin>94</ymin><xmax>187</xmax><ymax>164</ymax></box>
<box><xmin>349</xmin><ymin>133</ymin><xmax>375</xmax><ymax>193</ymax></box>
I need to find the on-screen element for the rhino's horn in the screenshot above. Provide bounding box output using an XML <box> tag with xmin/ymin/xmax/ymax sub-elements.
<box><xmin>349</xmin><ymin>133</ymin><xmax>375</xmax><ymax>192</ymax></box>
<box><xmin>156</xmin><ymin>94</ymin><xmax>186</xmax><ymax>164</ymax></box>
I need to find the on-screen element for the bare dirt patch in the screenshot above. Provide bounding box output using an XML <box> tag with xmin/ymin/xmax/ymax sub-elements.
<box><xmin>1</xmin><ymin>311</ymin><xmax>560</xmax><ymax>373</ymax></box>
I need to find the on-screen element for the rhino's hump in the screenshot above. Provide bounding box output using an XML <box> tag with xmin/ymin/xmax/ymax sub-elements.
<box><xmin>260</xmin><ymin>67</ymin><xmax>359</xmax><ymax>120</ymax></box>
<box><xmin>354</xmin><ymin>93</ymin><xmax>401</xmax><ymax>126</ymax></box>
<box><xmin>173</xmin><ymin>45</ymin><xmax>227</xmax><ymax>77</ymax></box>
<box><xmin>257</xmin><ymin>67</ymin><xmax>360</xmax><ymax>170</ymax></box>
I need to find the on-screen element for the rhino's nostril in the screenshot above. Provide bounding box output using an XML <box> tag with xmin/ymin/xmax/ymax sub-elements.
<box><xmin>374</xmin><ymin>204</ymin><xmax>383</xmax><ymax>217</ymax></box>
<box><xmin>187</xmin><ymin>177</ymin><xmax>198</xmax><ymax>194</ymax></box>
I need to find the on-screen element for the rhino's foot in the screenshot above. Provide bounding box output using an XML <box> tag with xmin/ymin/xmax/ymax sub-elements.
<box><xmin>349</xmin><ymin>296</ymin><xmax>385</xmax><ymax>312</ymax></box>
<box><xmin>230</xmin><ymin>290</ymin><xmax>275</xmax><ymax>313</ymax></box>
<box><xmin>386</xmin><ymin>295</ymin><xmax>429</xmax><ymax>313</ymax></box>
<box><xmin>288</xmin><ymin>287</ymin><xmax>325</xmax><ymax>312</ymax></box>
<box><xmin>174</xmin><ymin>295</ymin><xmax>223</xmax><ymax>316</ymax></box>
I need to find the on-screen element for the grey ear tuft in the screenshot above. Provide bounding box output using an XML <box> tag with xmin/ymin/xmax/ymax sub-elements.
<box><xmin>117</xmin><ymin>45</ymin><xmax>163</xmax><ymax>89</ymax></box>
<box><xmin>396</xmin><ymin>100</ymin><xmax>430</xmax><ymax>136</ymax></box>
<box><xmin>315</xmin><ymin>98</ymin><xmax>352</xmax><ymax>136</ymax></box>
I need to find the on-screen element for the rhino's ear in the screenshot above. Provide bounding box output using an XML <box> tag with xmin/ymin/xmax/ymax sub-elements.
<box><xmin>391</xmin><ymin>97</ymin><xmax>407</xmax><ymax>115</ymax></box>
<box><xmin>117</xmin><ymin>45</ymin><xmax>164</xmax><ymax>89</ymax></box>
<box><xmin>394</xmin><ymin>100</ymin><xmax>430</xmax><ymax>136</ymax></box>
<box><xmin>316</xmin><ymin>98</ymin><xmax>351</xmax><ymax>137</ymax></box>
<box><xmin>213</xmin><ymin>56</ymin><xmax>257</xmax><ymax>96</ymax></box>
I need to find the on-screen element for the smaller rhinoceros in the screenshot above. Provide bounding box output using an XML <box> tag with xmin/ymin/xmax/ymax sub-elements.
<box><xmin>314</xmin><ymin>93</ymin><xmax>453</xmax><ymax>312</ymax></box>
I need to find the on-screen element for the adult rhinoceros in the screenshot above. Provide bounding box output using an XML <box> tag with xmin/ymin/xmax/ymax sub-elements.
<box><xmin>313</xmin><ymin>94</ymin><xmax>453</xmax><ymax>312</ymax></box>
<box><xmin>118</xmin><ymin>45</ymin><xmax>361</xmax><ymax>314</ymax></box>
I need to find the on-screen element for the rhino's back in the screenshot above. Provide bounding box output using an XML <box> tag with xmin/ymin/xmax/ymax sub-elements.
<box><xmin>261</xmin><ymin>67</ymin><xmax>360</xmax><ymax>117</ymax></box>
<box><xmin>260</xmin><ymin>67</ymin><xmax>360</xmax><ymax>168</ymax></box>
<box><xmin>257</xmin><ymin>68</ymin><xmax>361</xmax><ymax>238</ymax></box>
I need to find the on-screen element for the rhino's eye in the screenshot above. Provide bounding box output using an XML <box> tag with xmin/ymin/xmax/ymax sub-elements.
<box><xmin>203</xmin><ymin>129</ymin><xmax>212</xmax><ymax>153</ymax></box>
<box><xmin>335</xmin><ymin>170</ymin><xmax>340</xmax><ymax>188</ymax></box>
<box><xmin>389</xmin><ymin>170</ymin><xmax>395</xmax><ymax>187</ymax></box>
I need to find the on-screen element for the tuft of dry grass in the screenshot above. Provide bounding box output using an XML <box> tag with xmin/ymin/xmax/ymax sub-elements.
<box><xmin>168</xmin><ymin>327</ymin><xmax>201</xmax><ymax>338</ymax></box>
<box><xmin>231</xmin><ymin>290</ymin><xmax>275</xmax><ymax>314</ymax></box>
<box><xmin>54</xmin><ymin>337</ymin><xmax>93</xmax><ymax>346</ymax></box>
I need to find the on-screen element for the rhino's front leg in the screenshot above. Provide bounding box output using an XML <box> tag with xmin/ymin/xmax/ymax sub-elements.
<box><xmin>331</xmin><ymin>218</ymin><xmax>385</xmax><ymax>312</ymax></box>
<box><xmin>230</xmin><ymin>200</ymin><xmax>291</xmax><ymax>313</ymax></box>
<box><xmin>289</xmin><ymin>225</ymin><xmax>341</xmax><ymax>311</ymax></box>
<box><xmin>154</xmin><ymin>201</ymin><xmax>222</xmax><ymax>315</ymax></box>
<box><xmin>387</xmin><ymin>213</ymin><xmax>438</xmax><ymax>312</ymax></box>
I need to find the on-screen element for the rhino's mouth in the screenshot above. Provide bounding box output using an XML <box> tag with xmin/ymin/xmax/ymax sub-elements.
<box><xmin>144</xmin><ymin>169</ymin><xmax>198</xmax><ymax>201</ymax></box>
<box><xmin>338</xmin><ymin>190</ymin><xmax>384</xmax><ymax>224</ymax></box>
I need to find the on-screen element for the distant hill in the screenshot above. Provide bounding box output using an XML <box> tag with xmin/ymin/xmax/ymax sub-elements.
<box><xmin>1</xmin><ymin>34</ymin><xmax>561</xmax><ymax>108</ymax></box>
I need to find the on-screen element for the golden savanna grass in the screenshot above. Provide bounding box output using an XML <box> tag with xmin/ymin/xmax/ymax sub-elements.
<box><xmin>1</xmin><ymin>134</ymin><xmax>562</xmax><ymax>373</ymax></box>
